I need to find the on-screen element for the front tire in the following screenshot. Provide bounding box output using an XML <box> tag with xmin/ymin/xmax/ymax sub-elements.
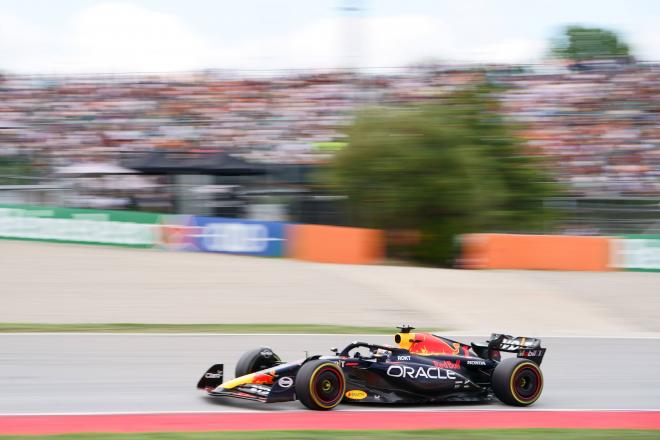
<box><xmin>491</xmin><ymin>358</ymin><xmax>543</xmax><ymax>406</ymax></box>
<box><xmin>295</xmin><ymin>360</ymin><xmax>345</xmax><ymax>410</ymax></box>
<box><xmin>235</xmin><ymin>347</ymin><xmax>281</xmax><ymax>377</ymax></box>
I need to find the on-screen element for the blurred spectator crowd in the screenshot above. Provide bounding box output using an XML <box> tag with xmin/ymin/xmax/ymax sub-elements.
<box><xmin>0</xmin><ymin>63</ymin><xmax>658</xmax><ymax>196</ymax></box>
<box><xmin>497</xmin><ymin>64</ymin><xmax>660</xmax><ymax>195</ymax></box>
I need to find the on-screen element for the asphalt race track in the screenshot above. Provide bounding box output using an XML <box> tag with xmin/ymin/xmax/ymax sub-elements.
<box><xmin>1</xmin><ymin>333</ymin><xmax>659</xmax><ymax>415</ymax></box>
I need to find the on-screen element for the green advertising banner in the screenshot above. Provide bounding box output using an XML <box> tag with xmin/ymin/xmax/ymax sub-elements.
<box><xmin>0</xmin><ymin>204</ymin><xmax>160</xmax><ymax>248</ymax></box>
<box><xmin>612</xmin><ymin>235</ymin><xmax>660</xmax><ymax>272</ymax></box>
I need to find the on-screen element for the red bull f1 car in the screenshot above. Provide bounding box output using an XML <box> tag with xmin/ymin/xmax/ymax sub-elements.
<box><xmin>196</xmin><ymin>326</ymin><xmax>546</xmax><ymax>410</ymax></box>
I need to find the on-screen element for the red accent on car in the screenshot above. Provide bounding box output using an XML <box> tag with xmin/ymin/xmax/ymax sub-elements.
<box><xmin>408</xmin><ymin>333</ymin><xmax>469</xmax><ymax>356</ymax></box>
<box><xmin>432</xmin><ymin>359</ymin><xmax>461</xmax><ymax>369</ymax></box>
<box><xmin>252</xmin><ymin>372</ymin><xmax>275</xmax><ymax>385</ymax></box>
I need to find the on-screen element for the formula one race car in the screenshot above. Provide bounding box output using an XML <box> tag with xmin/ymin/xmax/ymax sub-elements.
<box><xmin>196</xmin><ymin>326</ymin><xmax>546</xmax><ymax>410</ymax></box>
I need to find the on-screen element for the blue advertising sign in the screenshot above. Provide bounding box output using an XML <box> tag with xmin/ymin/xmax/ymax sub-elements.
<box><xmin>193</xmin><ymin>216</ymin><xmax>286</xmax><ymax>257</ymax></box>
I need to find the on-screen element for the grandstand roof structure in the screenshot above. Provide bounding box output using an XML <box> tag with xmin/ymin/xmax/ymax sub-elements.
<box><xmin>125</xmin><ymin>150</ymin><xmax>266</xmax><ymax>176</ymax></box>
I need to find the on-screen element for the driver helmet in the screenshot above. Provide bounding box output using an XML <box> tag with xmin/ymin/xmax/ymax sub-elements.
<box><xmin>374</xmin><ymin>348</ymin><xmax>391</xmax><ymax>357</ymax></box>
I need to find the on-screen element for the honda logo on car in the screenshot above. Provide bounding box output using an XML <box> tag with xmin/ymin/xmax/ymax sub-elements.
<box><xmin>387</xmin><ymin>365</ymin><xmax>457</xmax><ymax>380</ymax></box>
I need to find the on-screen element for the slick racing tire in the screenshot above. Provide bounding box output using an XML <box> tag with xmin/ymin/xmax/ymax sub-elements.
<box><xmin>491</xmin><ymin>357</ymin><xmax>543</xmax><ymax>406</ymax></box>
<box><xmin>235</xmin><ymin>347</ymin><xmax>281</xmax><ymax>377</ymax></box>
<box><xmin>295</xmin><ymin>360</ymin><xmax>345</xmax><ymax>410</ymax></box>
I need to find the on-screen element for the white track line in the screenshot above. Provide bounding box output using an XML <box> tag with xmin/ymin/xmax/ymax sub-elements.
<box><xmin>2</xmin><ymin>408</ymin><xmax>659</xmax><ymax>417</ymax></box>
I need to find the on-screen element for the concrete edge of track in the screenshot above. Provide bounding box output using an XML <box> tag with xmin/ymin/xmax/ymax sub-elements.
<box><xmin>1</xmin><ymin>411</ymin><xmax>659</xmax><ymax>435</ymax></box>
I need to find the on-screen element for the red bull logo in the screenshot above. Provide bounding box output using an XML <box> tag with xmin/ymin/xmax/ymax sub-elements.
<box><xmin>432</xmin><ymin>360</ymin><xmax>461</xmax><ymax>369</ymax></box>
<box><xmin>251</xmin><ymin>371</ymin><xmax>275</xmax><ymax>385</ymax></box>
<box><xmin>407</xmin><ymin>333</ymin><xmax>468</xmax><ymax>356</ymax></box>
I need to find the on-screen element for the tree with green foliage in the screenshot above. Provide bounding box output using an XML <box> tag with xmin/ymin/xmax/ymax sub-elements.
<box><xmin>551</xmin><ymin>25</ymin><xmax>631</xmax><ymax>61</ymax></box>
<box><xmin>321</xmin><ymin>85</ymin><xmax>561</xmax><ymax>265</ymax></box>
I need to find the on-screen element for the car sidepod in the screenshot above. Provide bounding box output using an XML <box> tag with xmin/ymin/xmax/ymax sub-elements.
<box><xmin>340</xmin><ymin>354</ymin><xmax>493</xmax><ymax>404</ymax></box>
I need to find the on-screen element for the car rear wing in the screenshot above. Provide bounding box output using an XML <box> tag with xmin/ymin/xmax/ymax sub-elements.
<box><xmin>487</xmin><ymin>334</ymin><xmax>546</xmax><ymax>365</ymax></box>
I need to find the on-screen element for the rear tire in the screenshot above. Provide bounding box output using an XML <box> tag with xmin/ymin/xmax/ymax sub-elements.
<box><xmin>295</xmin><ymin>360</ymin><xmax>345</xmax><ymax>410</ymax></box>
<box><xmin>234</xmin><ymin>347</ymin><xmax>281</xmax><ymax>377</ymax></box>
<box><xmin>491</xmin><ymin>358</ymin><xmax>543</xmax><ymax>406</ymax></box>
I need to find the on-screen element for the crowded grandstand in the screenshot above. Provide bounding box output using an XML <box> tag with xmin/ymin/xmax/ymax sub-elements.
<box><xmin>0</xmin><ymin>62</ymin><xmax>658</xmax><ymax>200</ymax></box>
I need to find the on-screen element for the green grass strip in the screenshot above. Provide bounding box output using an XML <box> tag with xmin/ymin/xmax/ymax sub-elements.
<box><xmin>0</xmin><ymin>323</ymin><xmax>421</xmax><ymax>334</ymax></box>
<box><xmin>0</xmin><ymin>430</ymin><xmax>658</xmax><ymax>440</ymax></box>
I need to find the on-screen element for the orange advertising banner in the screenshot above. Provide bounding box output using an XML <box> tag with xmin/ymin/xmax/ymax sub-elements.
<box><xmin>287</xmin><ymin>225</ymin><xmax>384</xmax><ymax>265</ymax></box>
<box><xmin>460</xmin><ymin>233</ymin><xmax>612</xmax><ymax>271</ymax></box>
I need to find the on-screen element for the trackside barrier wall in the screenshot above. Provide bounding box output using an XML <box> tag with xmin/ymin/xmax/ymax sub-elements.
<box><xmin>0</xmin><ymin>204</ymin><xmax>159</xmax><ymax>247</ymax></box>
<box><xmin>460</xmin><ymin>233</ymin><xmax>612</xmax><ymax>271</ymax></box>
<box><xmin>5</xmin><ymin>203</ymin><xmax>649</xmax><ymax>270</ymax></box>
<box><xmin>158</xmin><ymin>215</ymin><xmax>287</xmax><ymax>257</ymax></box>
<box><xmin>611</xmin><ymin>235</ymin><xmax>660</xmax><ymax>272</ymax></box>
<box><xmin>0</xmin><ymin>204</ymin><xmax>383</xmax><ymax>264</ymax></box>
<box><xmin>192</xmin><ymin>216</ymin><xmax>286</xmax><ymax>257</ymax></box>
<box><xmin>158</xmin><ymin>214</ymin><xmax>199</xmax><ymax>251</ymax></box>
<box><xmin>286</xmin><ymin>224</ymin><xmax>384</xmax><ymax>264</ymax></box>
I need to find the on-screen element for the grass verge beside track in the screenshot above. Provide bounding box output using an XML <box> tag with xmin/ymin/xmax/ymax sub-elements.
<box><xmin>0</xmin><ymin>323</ymin><xmax>426</xmax><ymax>334</ymax></box>
<box><xmin>0</xmin><ymin>430</ymin><xmax>658</xmax><ymax>440</ymax></box>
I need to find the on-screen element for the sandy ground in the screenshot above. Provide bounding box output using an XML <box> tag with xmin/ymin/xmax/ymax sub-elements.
<box><xmin>2</xmin><ymin>240</ymin><xmax>658</xmax><ymax>335</ymax></box>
